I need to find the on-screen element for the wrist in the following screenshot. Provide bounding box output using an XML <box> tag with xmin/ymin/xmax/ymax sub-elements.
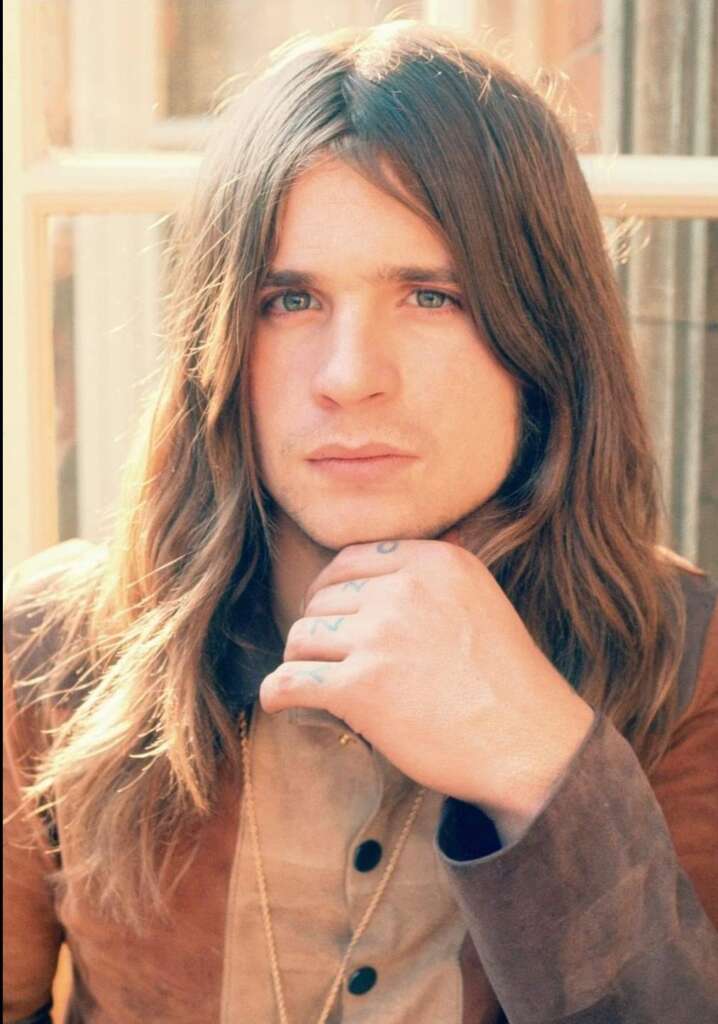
<box><xmin>470</xmin><ymin>701</ymin><xmax>596</xmax><ymax>846</ymax></box>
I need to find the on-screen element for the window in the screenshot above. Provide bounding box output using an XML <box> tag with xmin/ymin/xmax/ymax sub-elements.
<box><xmin>6</xmin><ymin>0</ymin><xmax>718</xmax><ymax>580</ymax></box>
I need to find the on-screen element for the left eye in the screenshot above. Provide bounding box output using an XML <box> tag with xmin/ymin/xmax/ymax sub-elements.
<box><xmin>411</xmin><ymin>289</ymin><xmax>460</xmax><ymax>309</ymax></box>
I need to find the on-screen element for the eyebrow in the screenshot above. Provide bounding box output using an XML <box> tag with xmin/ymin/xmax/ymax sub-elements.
<box><xmin>261</xmin><ymin>264</ymin><xmax>462</xmax><ymax>289</ymax></box>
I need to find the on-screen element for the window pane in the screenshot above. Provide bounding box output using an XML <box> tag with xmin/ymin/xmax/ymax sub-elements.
<box><xmin>606</xmin><ymin>216</ymin><xmax>717</xmax><ymax>574</ymax></box>
<box><xmin>50</xmin><ymin>213</ymin><xmax>170</xmax><ymax>543</ymax></box>
<box><xmin>38</xmin><ymin>0</ymin><xmax>72</xmax><ymax>149</ymax></box>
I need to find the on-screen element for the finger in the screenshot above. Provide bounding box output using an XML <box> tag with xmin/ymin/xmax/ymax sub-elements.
<box><xmin>301</xmin><ymin>538</ymin><xmax>409</xmax><ymax>611</ymax></box>
<box><xmin>301</xmin><ymin>533</ymin><xmax>468</xmax><ymax>618</ymax></box>
<box><xmin>284</xmin><ymin>613</ymin><xmax>356</xmax><ymax>663</ymax></box>
<box><xmin>301</xmin><ymin>577</ymin><xmax>375</xmax><ymax>617</ymax></box>
<box><xmin>259</xmin><ymin>660</ymin><xmax>344</xmax><ymax>716</ymax></box>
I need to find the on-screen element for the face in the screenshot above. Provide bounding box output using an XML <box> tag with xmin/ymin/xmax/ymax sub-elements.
<box><xmin>249</xmin><ymin>156</ymin><xmax>520</xmax><ymax>552</ymax></box>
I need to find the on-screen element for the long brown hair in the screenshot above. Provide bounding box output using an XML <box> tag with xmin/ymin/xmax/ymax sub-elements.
<box><xmin>6</xmin><ymin>18</ymin><xmax>687</xmax><ymax>924</ymax></box>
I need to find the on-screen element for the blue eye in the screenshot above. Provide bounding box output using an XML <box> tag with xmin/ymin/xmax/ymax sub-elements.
<box><xmin>412</xmin><ymin>289</ymin><xmax>461</xmax><ymax>310</ymax></box>
<box><xmin>262</xmin><ymin>290</ymin><xmax>315</xmax><ymax>315</ymax></box>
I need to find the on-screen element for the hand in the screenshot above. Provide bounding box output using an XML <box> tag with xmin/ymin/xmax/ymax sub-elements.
<box><xmin>259</xmin><ymin>532</ymin><xmax>595</xmax><ymax>841</ymax></box>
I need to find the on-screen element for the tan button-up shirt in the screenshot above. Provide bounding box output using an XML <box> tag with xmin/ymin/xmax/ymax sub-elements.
<box><xmin>221</xmin><ymin>702</ymin><xmax>474</xmax><ymax>1022</ymax></box>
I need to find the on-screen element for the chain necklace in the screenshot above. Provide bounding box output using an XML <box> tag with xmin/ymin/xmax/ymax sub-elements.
<box><xmin>238</xmin><ymin>708</ymin><xmax>426</xmax><ymax>1024</ymax></box>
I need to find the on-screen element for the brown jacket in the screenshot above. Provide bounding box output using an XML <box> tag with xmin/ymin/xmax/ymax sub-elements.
<box><xmin>4</xmin><ymin>540</ymin><xmax>718</xmax><ymax>1023</ymax></box>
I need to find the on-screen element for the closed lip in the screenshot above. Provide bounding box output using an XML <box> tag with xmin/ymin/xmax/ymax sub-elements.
<box><xmin>308</xmin><ymin>443</ymin><xmax>415</xmax><ymax>460</ymax></box>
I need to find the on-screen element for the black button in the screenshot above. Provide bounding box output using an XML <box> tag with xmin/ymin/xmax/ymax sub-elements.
<box><xmin>347</xmin><ymin>966</ymin><xmax>377</xmax><ymax>995</ymax></box>
<box><xmin>353</xmin><ymin>839</ymin><xmax>382</xmax><ymax>872</ymax></box>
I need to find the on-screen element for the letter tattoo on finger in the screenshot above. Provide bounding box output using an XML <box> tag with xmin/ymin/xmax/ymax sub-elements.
<box><xmin>376</xmin><ymin>540</ymin><xmax>400</xmax><ymax>554</ymax></box>
<box><xmin>309</xmin><ymin>616</ymin><xmax>345</xmax><ymax>635</ymax></box>
<box><xmin>342</xmin><ymin>579</ymin><xmax>368</xmax><ymax>592</ymax></box>
<box><xmin>300</xmin><ymin>669</ymin><xmax>327</xmax><ymax>684</ymax></box>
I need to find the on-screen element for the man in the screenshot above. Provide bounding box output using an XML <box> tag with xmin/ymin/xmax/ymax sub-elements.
<box><xmin>5</xmin><ymin>19</ymin><xmax>717</xmax><ymax>1024</ymax></box>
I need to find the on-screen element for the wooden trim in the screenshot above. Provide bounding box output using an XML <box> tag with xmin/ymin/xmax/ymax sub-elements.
<box><xmin>149</xmin><ymin>115</ymin><xmax>213</xmax><ymax>151</ymax></box>
<box><xmin>23</xmin><ymin>152</ymin><xmax>200</xmax><ymax>214</ymax></box>
<box><xmin>19</xmin><ymin>0</ymin><xmax>50</xmax><ymax>166</ymax></box>
<box><xmin>24</xmin><ymin>204</ymin><xmax>59</xmax><ymax>555</ymax></box>
<box><xmin>581</xmin><ymin>155</ymin><xmax>718</xmax><ymax>218</ymax></box>
<box><xmin>68</xmin><ymin>0</ymin><xmax>163</xmax><ymax>545</ymax></box>
<box><xmin>19</xmin><ymin>151</ymin><xmax>718</xmax><ymax>219</ymax></box>
<box><xmin>4</xmin><ymin>0</ymin><xmax>57</xmax><ymax>571</ymax></box>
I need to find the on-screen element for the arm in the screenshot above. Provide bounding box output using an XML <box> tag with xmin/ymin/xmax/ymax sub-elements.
<box><xmin>436</xmin><ymin>600</ymin><xmax>718</xmax><ymax>1023</ymax></box>
<box><xmin>2</xmin><ymin>542</ymin><xmax>96</xmax><ymax>1024</ymax></box>
<box><xmin>3</xmin><ymin>647</ymin><xmax>63</xmax><ymax>1024</ymax></box>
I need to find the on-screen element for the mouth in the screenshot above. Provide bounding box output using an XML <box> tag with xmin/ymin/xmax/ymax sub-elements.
<box><xmin>306</xmin><ymin>453</ymin><xmax>418</xmax><ymax>480</ymax></box>
<box><xmin>307</xmin><ymin>442</ymin><xmax>415</xmax><ymax>460</ymax></box>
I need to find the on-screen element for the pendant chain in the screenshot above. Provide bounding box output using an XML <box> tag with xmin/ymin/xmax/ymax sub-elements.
<box><xmin>238</xmin><ymin>708</ymin><xmax>426</xmax><ymax>1024</ymax></box>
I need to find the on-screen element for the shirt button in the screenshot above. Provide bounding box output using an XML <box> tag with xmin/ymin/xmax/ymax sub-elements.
<box><xmin>353</xmin><ymin>839</ymin><xmax>383</xmax><ymax>872</ymax></box>
<box><xmin>347</xmin><ymin>966</ymin><xmax>377</xmax><ymax>995</ymax></box>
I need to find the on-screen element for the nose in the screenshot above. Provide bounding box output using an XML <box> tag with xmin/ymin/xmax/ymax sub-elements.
<box><xmin>311</xmin><ymin>305</ymin><xmax>399</xmax><ymax>408</ymax></box>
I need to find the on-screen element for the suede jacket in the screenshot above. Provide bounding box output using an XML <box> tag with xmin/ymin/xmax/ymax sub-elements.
<box><xmin>3</xmin><ymin>539</ymin><xmax>718</xmax><ymax>1023</ymax></box>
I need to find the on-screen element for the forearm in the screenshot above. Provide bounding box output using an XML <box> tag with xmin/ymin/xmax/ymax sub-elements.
<box><xmin>436</xmin><ymin>713</ymin><xmax>718</xmax><ymax>1023</ymax></box>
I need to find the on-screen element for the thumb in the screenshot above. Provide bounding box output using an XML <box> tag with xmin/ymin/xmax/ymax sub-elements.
<box><xmin>259</xmin><ymin>662</ymin><xmax>335</xmax><ymax>716</ymax></box>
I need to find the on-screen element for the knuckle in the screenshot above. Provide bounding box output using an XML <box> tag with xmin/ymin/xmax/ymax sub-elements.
<box><xmin>273</xmin><ymin>663</ymin><xmax>296</xmax><ymax>686</ymax></box>
<box><xmin>262</xmin><ymin>668</ymin><xmax>291</xmax><ymax>707</ymax></box>
<box><xmin>399</xmin><ymin>572</ymin><xmax>426</xmax><ymax>601</ymax></box>
<box><xmin>336</xmin><ymin>545</ymin><xmax>361</xmax><ymax>567</ymax></box>
<box><xmin>341</xmin><ymin>542</ymin><xmax>365</xmax><ymax>557</ymax></box>
<box><xmin>284</xmin><ymin>620</ymin><xmax>309</xmax><ymax>659</ymax></box>
<box><xmin>351</xmin><ymin>651</ymin><xmax>387</xmax><ymax>693</ymax></box>
<box><xmin>384</xmin><ymin>570</ymin><xmax>424</xmax><ymax>606</ymax></box>
<box><xmin>440</xmin><ymin>540</ymin><xmax>469</xmax><ymax>569</ymax></box>
<box><xmin>370</xmin><ymin>614</ymin><xmax>398</xmax><ymax>648</ymax></box>
<box><xmin>304</xmin><ymin>588</ymin><xmax>336</xmax><ymax>616</ymax></box>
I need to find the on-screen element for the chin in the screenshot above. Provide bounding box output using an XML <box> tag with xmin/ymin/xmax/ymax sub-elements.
<box><xmin>297</xmin><ymin>508</ymin><xmax>454</xmax><ymax>552</ymax></box>
<box><xmin>308</xmin><ymin>522</ymin><xmax>399</xmax><ymax>552</ymax></box>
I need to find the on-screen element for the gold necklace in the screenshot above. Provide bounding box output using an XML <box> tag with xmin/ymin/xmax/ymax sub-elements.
<box><xmin>238</xmin><ymin>708</ymin><xmax>426</xmax><ymax>1024</ymax></box>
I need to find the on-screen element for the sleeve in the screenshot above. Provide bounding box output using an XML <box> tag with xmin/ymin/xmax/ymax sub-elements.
<box><xmin>434</xmin><ymin>601</ymin><xmax>718</xmax><ymax>1024</ymax></box>
<box><xmin>2</xmin><ymin>545</ymin><xmax>95</xmax><ymax>1024</ymax></box>
<box><xmin>3</xmin><ymin>646</ymin><xmax>63</xmax><ymax>1024</ymax></box>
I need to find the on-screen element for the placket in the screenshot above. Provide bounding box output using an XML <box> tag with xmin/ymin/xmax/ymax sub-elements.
<box><xmin>339</xmin><ymin>742</ymin><xmax>466</xmax><ymax>1023</ymax></box>
<box><xmin>221</xmin><ymin>702</ymin><xmax>466</xmax><ymax>1023</ymax></box>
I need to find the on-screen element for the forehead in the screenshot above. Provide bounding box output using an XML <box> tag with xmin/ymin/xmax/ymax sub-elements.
<box><xmin>271</xmin><ymin>155</ymin><xmax>453</xmax><ymax>270</ymax></box>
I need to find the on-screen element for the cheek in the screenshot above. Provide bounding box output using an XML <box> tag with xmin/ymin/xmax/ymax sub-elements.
<box><xmin>248</xmin><ymin>341</ymin><xmax>287</xmax><ymax>444</ymax></box>
<box><xmin>429</xmin><ymin>348</ymin><xmax>520</xmax><ymax>448</ymax></box>
<box><xmin>481</xmin><ymin>379</ymin><xmax>521</xmax><ymax>464</ymax></box>
<box><xmin>481</xmin><ymin>372</ymin><xmax>520</xmax><ymax>438</ymax></box>
<box><xmin>247</xmin><ymin>349</ymin><xmax>280</xmax><ymax>478</ymax></box>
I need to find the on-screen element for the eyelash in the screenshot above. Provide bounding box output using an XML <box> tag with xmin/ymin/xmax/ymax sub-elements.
<box><xmin>259</xmin><ymin>288</ymin><xmax>464</xmax><ymax>317</ymax></box>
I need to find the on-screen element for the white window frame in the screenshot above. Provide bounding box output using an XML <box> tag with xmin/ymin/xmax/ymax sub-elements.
<box><xmin>4</xmin><ymin>0</ymin><xmax>718</xmax><ymax>571</ymax></box>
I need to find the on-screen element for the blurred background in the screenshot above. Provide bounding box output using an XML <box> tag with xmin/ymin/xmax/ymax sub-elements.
<box><xmin>2</xmin><ymin>3</ymin><xmax>717</xmax><ymax>1017</ymax></box>
<box><xmin>5</xmin><ymin>1</ymin><xmax>717</xmax><ymax>586</ymax></box>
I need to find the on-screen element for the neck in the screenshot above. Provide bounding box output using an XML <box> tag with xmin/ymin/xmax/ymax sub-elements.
<box><xmin>268</xmin><ymin>512</ymin><xmax>338</xmax><ymax>642</ymax></box>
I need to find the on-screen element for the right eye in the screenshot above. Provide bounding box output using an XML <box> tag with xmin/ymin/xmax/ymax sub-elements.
<box><xmin>261</xmin><ymin>290</ymin><xmax>318</xmax><ymax>315</ymax></box>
